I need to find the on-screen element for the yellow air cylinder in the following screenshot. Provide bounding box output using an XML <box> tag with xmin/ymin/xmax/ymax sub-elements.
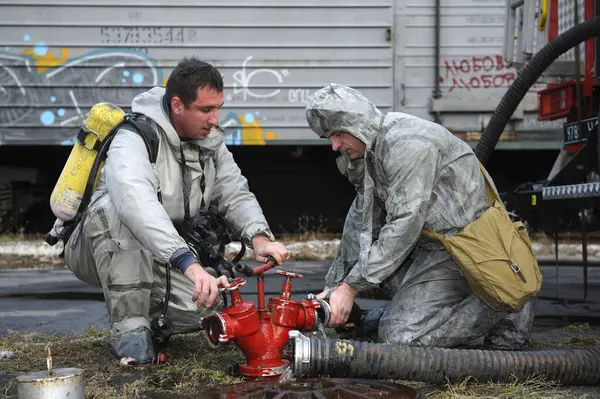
<box><xmin>50</xmin><ymin>102</ymin><xmax>125</xmax><ymax>221</ymax></box>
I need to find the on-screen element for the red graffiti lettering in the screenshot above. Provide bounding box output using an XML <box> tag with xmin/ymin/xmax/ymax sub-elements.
<box><xmin>472</xmin><ymin>57</ymin><xmax>480</xmax><ymax>72</ymax></box>
<box><xmin>459</xmin><ymin>59</ymin><xmax>470</xmax><ymax>73</ymax></box>
<box><xmin>439</xmin><ymin>55</ymin><xmax>515</xmax><ymax>92</ymax></box>
<box><xmin>496</xmin><ymin>55</ymin><xmax>505</xmax><ymax>70</ymax></box>
<box><xmin>444</xmin><ymin>60</ymin><xmax>456</xmax><ymax>80</ymax></box>
<box><xmin>482</xmin><ymin>56</ymin><xmax>494</xmax><ymax>72</ymax></box>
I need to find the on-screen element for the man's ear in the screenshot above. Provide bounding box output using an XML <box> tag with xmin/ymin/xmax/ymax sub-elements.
<box><xmin>171</xmin><ymin>97</ymin><xmax>184</xmax><ymax>115</ymax></box>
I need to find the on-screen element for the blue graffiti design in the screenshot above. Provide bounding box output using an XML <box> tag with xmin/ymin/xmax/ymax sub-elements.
<box><xmin>222</xmin><ymin>111</ymin><xmax>243</xmax><ymax>146</ymax></box>
<box><xmin>40</xmin><ymin>111</ymin><xmax>55</xmax><ymax>126</ymax></box>
<box><xmin>244</xmin><ymin>112</ymin><xmax>255</xmax><ymax>123</ymax></box>
<box><xmin>133</xmin><ymin>72</ymin><xmax>144</xmax><ymax>84</ymax></box>
<box><xmin>60</xmin><ymin>137</ymin><xmax>77</xmax><ymax>146</ymax></box>
<box><xmin>34</xmin><ymin>43</ymin><xmax>48</xmax><ymax>56</ymax></box>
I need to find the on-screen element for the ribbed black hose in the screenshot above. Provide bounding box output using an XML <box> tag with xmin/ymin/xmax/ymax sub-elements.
<box><xmin>296</xmin><ymin>339</ymin><xmax>600</xmax><ymax>385</ymax></box>
<box><xmin>474</xmin><ymin>15</ymin><xmax>600</xmax><ymax>166</ymax></box>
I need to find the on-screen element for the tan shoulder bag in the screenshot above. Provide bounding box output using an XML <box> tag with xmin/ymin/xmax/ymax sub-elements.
<box><xmin>422</xmin><ymin>163</ymin><xmax>542</xmax><ymax>312</ymax></box>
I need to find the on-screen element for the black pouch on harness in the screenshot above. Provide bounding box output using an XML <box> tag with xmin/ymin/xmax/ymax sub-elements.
<box><xmin>173</xmin><ymin>208</ymin><xmax>251</xmax><ymax>279</ymax></box>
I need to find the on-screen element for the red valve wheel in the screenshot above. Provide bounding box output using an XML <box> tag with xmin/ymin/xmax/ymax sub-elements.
<box><xmin>276</xmin><ymin>270</ymin><xmax>303</xmax><ymax>279</ymax></box>
<box><xmin>218</xmin><ymin>277</ymin><xmax>246</xmax><ymax>292</ymax></box>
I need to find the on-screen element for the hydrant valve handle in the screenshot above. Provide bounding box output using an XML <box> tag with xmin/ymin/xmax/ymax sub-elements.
<box><xmin>218</xmin><ymin>277</ymin><xmax>246</xmax><ymax>292</ymax></box>
<box><xmin>277</xmin><ymin>270</ymin><xmax>303</xmax><ymax>279</ymax></box>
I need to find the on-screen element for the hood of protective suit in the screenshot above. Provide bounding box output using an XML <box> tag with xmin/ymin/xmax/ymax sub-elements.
<box><xmin>306</xmin><ymin>83</ymin><xmax>384</xmax><ymax>192</ymax></box>
<box><xmin>305</xmin><ymin>83</ymin><xmax>383</xmax><ymax>148</ymax></box>
<box><xmin>131</xmin><ymin>86</ymin><xmax>224</xmax><ymax>153</ymax></box>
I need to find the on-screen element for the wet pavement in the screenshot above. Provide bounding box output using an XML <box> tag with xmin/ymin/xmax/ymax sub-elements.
<box><xmin>0</xmin><ymin>261</ymin><xmax>599</xmax><ymax>335</ymax></box>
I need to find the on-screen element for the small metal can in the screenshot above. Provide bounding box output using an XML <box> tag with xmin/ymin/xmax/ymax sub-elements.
<box><xmin>17</xmin><ymin>367</ymin><xmax>84</xmax><ymax>399</ymax></box>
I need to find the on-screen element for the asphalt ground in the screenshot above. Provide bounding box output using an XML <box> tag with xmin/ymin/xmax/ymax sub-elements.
<box><xmin>0</xmin><ymin>260</ymin><xmax>598</xmax><ymax>336</ymax></box>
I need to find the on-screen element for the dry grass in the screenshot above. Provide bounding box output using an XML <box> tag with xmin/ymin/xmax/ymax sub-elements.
<box><xmin>528</xmin><ymin>334</ymin><xmax>600</xmax><ymax>350</ymax></box>
<box><xmin>0</xmin><ymin>328</ymin><xmax>244</xmax><ymax>398</ymax></box>
<box><xmin>3</xmin><ymin>226</ymin><xmax>600</xmax><ymax>246</ymax></box>
<box><xmin>277</xmin><ymin>215</ymin><xmax>341</xmax><ymax>243</ymax></box>
<box><xmin>563</xmin><ymin>322</ymin><xmax>592</xmax><ymax>333</ymax></box>
<box><xmin>423</xmin><ymin>376</ymin><xmax>591</xmax><ymax>399</ymax></box>
<box><xmin>0</xmin><ymin>255</ymin><xmax>64</xmax><ymax>270</ymax></box>
<box><xmin>1</xmin><ymin>324</ymin><xmax>599</xmax><ymax>399</ymax></box>
<box><xmin>0</xmin><ymin>232</ymin><xmax>44</xmax><ymax>243</ymax></box>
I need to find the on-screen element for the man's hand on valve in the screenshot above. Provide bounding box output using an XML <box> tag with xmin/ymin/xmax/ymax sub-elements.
<box><xmin>184</xmin><ymin>262</ymin><xmax>230</xmax><ymax>309</ymax></box>
<box><xmin>324</xmin><ymin>283</ymin><xmax>358</xmax><ymax>329</ymax></box>
<box><xmin>316</xmin><ymin>286</ymin><xmax>330</xmax><ymax>300</ymax></box>
<box><xmin>252</xmin><ymin>235</ymin><xmax>289</xmax><ymax>265</ymax></box>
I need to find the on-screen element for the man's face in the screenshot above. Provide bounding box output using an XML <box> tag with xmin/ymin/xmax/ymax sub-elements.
<box><xmin>328</xmin><ymin>132</ymin><xmax>366</xmax><ymax>160</ymax></box>
<box><xmin>171</xmin><ymin>87</ymin><xmax>224</xmax><ymax>140</ymax></box>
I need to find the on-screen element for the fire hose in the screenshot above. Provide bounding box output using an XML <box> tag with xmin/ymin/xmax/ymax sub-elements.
<box><xmin>289</xmin><ymin>332</ymin><xmax>600</xmax><ymax>385</ymax></box>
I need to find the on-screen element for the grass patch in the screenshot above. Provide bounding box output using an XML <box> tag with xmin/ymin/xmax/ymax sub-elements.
<box><xmin>277</xmin><ymin>215</ymin><xmax>341</xmax><ymax>243</ymax></box>
<box><xmin>423</xmin><ymin>376</ymin><xmax>589</xmax><ymax>399</ymax></box>
<box><xmin>0</xmin><ymin>328</ymin><xmax>244</xmax><ymax>398</ymax></box>
<box><xmin>564</xmin><ymin>322</ymin><xmax>592</xmax><ymax>333</ymax></box>
<box><xmin>527</xmin><ymin>335</ymin><xmax>600</xmax><ymax>349</ymax></box>
<box><xmin>0</xmin><ymin>232</ymin><xmax>44</xmax><ymax>243</ymax></box>
<box><xmin>528</xmin><ymin>329</ymin><xmax>600</xmax><ymax>350</ymax></box>
<box><xmin>0</xmin><ymin>255</ymin><xmax>64</xmax><ymax>270</ymax></box>
<box><xmin>1</xmin><ymin>327</ymin><xmax>599</xmax><ymax>398</ymax></box>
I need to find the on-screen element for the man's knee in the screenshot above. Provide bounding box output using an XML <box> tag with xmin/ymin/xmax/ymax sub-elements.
<box><xmin>484</xmin><ymin>299</ymin><xmax>536</xmax><ymax>349</ymax></box>
<box><xmin>377</xmin><ymin>325</ymin><xmax>413</xmax><ymax>345</ymax></box>
<box><xmin>378</xmin><ymin>324</ymin><xmax>468</xmax><ymax>348</ymax></box>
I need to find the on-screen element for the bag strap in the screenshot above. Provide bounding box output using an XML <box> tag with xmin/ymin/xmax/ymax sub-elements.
<box><xmin>422</xmin><ymin>161</ymin><xmax>500</xmax><ymax>241</ymax></box>
<box><xmin>477</xmin><ymin>162</ymin><xmax>501</xmax><ymax>206</ymax></box>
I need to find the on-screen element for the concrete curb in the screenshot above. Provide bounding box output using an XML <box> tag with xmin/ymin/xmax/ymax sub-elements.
<box><xmin>0</xmin><ymin>240</ymin><xmax>343</xmax><ymax>261</ymax></box>
<box><xmin>1</xmin><ymin>239</ymin><xmax>600</xmax><ymax>263</ymax></box>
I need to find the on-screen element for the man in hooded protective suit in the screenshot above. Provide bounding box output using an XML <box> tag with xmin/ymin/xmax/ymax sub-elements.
<box><xmin>305</xmin><ymin>83</ymin><xmax>535</xmax><ymax>349</ymax></box>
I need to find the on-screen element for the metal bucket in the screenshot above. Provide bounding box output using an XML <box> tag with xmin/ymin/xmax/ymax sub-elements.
<box><xmin>16</xmin><ymin>347</ymin><xmax>84</xmax><ymax>399</ymax></box>
<box><xmin>17</xmin><ymin>368</ymin><xmax>84</xmax><ymax>399</ymax></box>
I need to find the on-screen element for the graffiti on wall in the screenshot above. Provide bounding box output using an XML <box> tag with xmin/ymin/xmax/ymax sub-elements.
<box><xmin>439</xmin><ymin>55</ymin><xmax>516</xmax><ymax>93</ymax></box>
<box><xmin>0</xmin><ymin>34</ymin><xmax>282</xmax><ymax>145</ymax></box>
<box><xmin>221</xmin><ymin>111</ymin><xmax>276</xmax><ymax>146</ymax></box>
<box><xmin>228</xmin><ymin>56</ymin><xmax>290</xmax><ymax>102</ymax></box>
<box><xmin>226</xmin><ymin>55</ymin><xmax>313</xmax><ymax>104</ymax></box>
<box><xmin>0</xmin><ymin>34</ymin><xmax>163</xmax><ymax>146</ymax></box>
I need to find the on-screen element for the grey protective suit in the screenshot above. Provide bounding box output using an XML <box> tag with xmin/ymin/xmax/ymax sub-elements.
<box><xmin>64</xmin><ymin>87</ymin><xmax>274</xmax><ymax>358</ymax></box>
<box><xmin>305</xmin><ymin>84</ymin><xmax>534</xmax><ymax>349</ymax></box>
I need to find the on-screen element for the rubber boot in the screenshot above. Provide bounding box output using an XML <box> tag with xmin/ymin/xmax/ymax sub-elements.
<box><xmin>110</xmin><ymin>326</ymin><xmax>155</xmax><ymax>364</ymax></box>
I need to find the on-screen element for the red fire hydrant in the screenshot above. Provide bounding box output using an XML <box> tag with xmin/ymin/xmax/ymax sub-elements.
<box><xmin>201</xmin><ymin>262</ymin><xmax>328</xmax><ymax>378</ymax></box>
